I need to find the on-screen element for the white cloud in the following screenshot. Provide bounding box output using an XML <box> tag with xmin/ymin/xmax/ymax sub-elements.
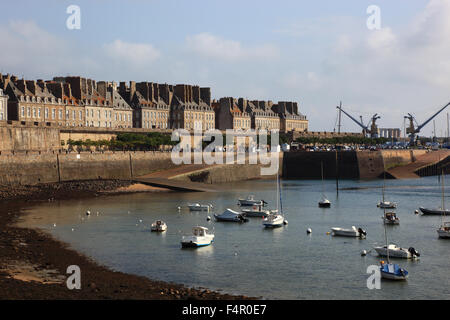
<box><xmin>104</xmin><ymin>40</ymin><xmax>160</xmax><ymax>66</ymax></box>
<box><xmin>185</xmin><ymin>33</ymin><xmax>279</xmax><ymax>62</ymax></box>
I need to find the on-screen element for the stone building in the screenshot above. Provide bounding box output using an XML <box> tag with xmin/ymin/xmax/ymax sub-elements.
<box><xmin>46</xmin><ymin>80</ymin><xmax>84</xmax><ymax>127</ymax></box>
<box><xmin>0</xmin><ymin>87</ymin><xmax>8</xmax><ymax>121</ymax></box>
<box><xmin>1</xmin><ymin>75</ymin><xmax>66</xmax><ymax>125</ymax></box>
<box><xmin>118</xmin><ymin>81</ymin><xmax>170</xmax><ymax>129</ymax></box>
<box><xmin>171</xmin><ymin>84</ymin><xmax>215</xmax><ymax>130</ymax></box>
<box><xmin>60</xmin><ymin>77</ymin><xmax>113</xmax><ymax>128</ymax></box>
<box><xmin>272</xmin><ymin>101</ymin><xmax>308</xmax><ymax>133</ymax></box>
<box><xmin>97</xmin><ymin>81</ymin><xmax>133</xmax><ymax>129</ymax></box>
<box><xmin>213</xmin><ymin>97</ymin><xmax>251</xmax><ymax>131</ymax></box>
<box><xmin>238</xmin><ymin>99</ymin><xmax>280</xmax><ymax>130</ymax></box>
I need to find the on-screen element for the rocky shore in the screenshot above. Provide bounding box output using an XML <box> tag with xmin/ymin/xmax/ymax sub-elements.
<box><xmin>0</xmin><ymin>180</ymin><xmax>253</xmax><ymax>300</ymax></box>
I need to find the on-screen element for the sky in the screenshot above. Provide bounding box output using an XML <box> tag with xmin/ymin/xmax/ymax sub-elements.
<box><xmin>0</xmin><ymin>0</ymin><xmax>449</xmax><ymax>136</ymax></box>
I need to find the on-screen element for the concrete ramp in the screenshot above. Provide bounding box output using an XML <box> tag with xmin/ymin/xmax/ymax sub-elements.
<box><xmin>133</xmin><ymin>177</ymin><xmax>223</xmax><ymax>192</ymax></box>
<box><xmin>386</xmin><ymin>150</ymin><xmax>450</xmax><ymax>179</ymax></box>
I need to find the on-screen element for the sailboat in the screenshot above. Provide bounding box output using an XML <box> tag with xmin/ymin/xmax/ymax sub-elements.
<box><xmin>318</xmin><ymin>161</ymin><xmax>331</xmax><ymax>208</ymax></box>
<box><xmin>378</xmin><ymin>213</ymin><xmax>409</xmax><ymax>280</ymax></box>
<box><xmin>437</xmin><ymin>169</ymin><xmax>450</xmax><ymax>239</ymax></box>
<box><xmin>262</xmin><ymin>174</ymin><xmax>286</xmax><ymax>228</ymax></box>
<box><xmin>381</xmin><ymin>174</ymin><xmax>399</xmax><ymax>225</ymax></box>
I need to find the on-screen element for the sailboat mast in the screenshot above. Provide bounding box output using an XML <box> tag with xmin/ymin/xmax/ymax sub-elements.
<box><xmin>383</xmin><ymin>208</ymin><xmax>390</xmax><ymax>263</ymax></box>
<box><xmin>321</xmin><ymin>161</ymin><xmax>325</xmax><ymax>197</ymax></box>
<box><xmin>279</xmin><ymin>174</ymin><xmax>283</xmax><ymax>215</ymax></box>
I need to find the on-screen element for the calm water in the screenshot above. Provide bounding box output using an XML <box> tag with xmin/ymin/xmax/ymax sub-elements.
<box><xmin>19</xmin><ymin>177</ymin><xmax>450</xmax><ymax>299</ymax></box>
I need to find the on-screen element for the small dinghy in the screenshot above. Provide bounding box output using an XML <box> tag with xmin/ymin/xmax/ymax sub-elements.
<box><xmin>331</xmin><ymin>226</ymin><xmax>366</xmax><ymax>238</ymax></box>
<box><xmin>318</xmin><ymin>162</ymin><xmax>331</xmax><ymax>208</ymax></box>
<box><xmin>188</xmin><ymin>203</ymin><xmax>213</xmax><ymax>212</ymax></box>
<box><xmin>318</xmin><ymin>198</ymin><xmax>331</xmax><ymax>208</ymax></box>
<box><xmin>380</xmin><ymin>261</ymin><xmax>408</xmax><ymax>280</ymax></box>
<box><xmin>181</xmin><ymin>226</ymin><xmax>214</xmax><ymax>248</ymax></box>
<box><xmin>241</xmin><ymin>204</ymin><xmax>274</xmax><ymax>217</ymax></box>
<box><xmin>238</xmin><ymin>195</ymin><xmax>265</xmax><ymax>207</ymax></box>
<box><xmin>214</xmin><ymin>208</ymin><xmax>249</xmax><ymax>222</ymax></box>
<box><xmin>377</xmin><ymin>201</ymin><xmax>397</xmax><ymax>209</ymax></box>
<box><xmin>151</xmin><ymin>220</ymin><xmax>167</xmax><ymax>232</ymax></box>
<box><xmin>382</xmin><ymin>211</ymin><xmax>400</xmax><ymax>225</ymax></box>
<box><xmin>374</xmin><ymin>244</ymin><xmax>420</xmax><ymax>259</ymax></box>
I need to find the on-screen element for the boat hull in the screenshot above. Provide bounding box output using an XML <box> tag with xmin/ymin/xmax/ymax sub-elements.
<box><xmin>238</xmin><ymin>200</ymin><xmax>263</xmax><ymax>207</ymax></box>
<box><xmin>331</xmin><ymin>228</ymin><xmax>365</xmax><ymax>238</ymax></box>
<box><xmin>437</xmin><ymin>229</ymin><xmax>450</xmax><ymax>239</ymax></box>
<box><xmin>318</xmin><ymin>202</ymin><xmax>331</xmax><ymax>208</ymax></box>
<box><xmin>380</xmin><ymin>270</ymin><xmax>408</xmax><ymax>280</ymax></box>
<box><xmin>374</xmin><ymin>247</ymin><xmax>413</xmax><ymax>259</ymax></box>
<box><xmin>419</xmin><ymin>207</ymin><xmax>450</xmax><ymax>216</ymax></box>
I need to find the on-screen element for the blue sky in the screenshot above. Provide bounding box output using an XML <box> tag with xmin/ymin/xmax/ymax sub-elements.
<box><xmin>1</xmin><ymin>0</ymin><xmax>449</xmax><ymax>136</ymax></box>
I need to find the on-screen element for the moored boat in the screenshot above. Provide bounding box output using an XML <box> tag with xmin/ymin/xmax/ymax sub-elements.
<box><xmin>238</xmin><ymin>195</ymin><xmax>265</xmax><ymax>207</ymax></box>
<box><xmin>241</xmin><ymin>204</ymin><xmax>274</xmax><ymax>217</ymax></box>
<box><xmin>382</xmin><ymin>211</ymin><xmax>400</xmax><ymax>225</ymax></box>
<box><xmin>379</xmin><ymin>261</ymin><xmax>409</xmax><ymax>280</ymax></box>
<box><xmin>150</xmin><ymin>220</ymin><xmax>167</xmax><ymax>232</ymax></box>
<box><xmin>437</xmin><ymin>222</ymin><xmax>450</xmax><ymax>239</ymax></box>
<box><xmin>420</xmin><ymin>207</ymin><xmax>450</xmax><ymax>216</ymax></box>
<box><xmin>331</xmin><ymin>226</ymin><xmax>366</xmax><ymax>238</ymax></box>
<box><xmin>377</xmin><ymin>201</ymin><xmax>397</xmax><ymax>209</ymax></box>
<box><xmin>214</xmin><ymin>208</ymin><xmax>249</xmax><ymax>222</ymax></box>
<box><xmin>374</xmin><ymin>244</ymin><xmax>420</xmax><ymax>259</ymax></box>
<box><xmin>181</xmin><ymin>226</ymin><xmax>214</xmax><ymax>248</ymax></box>
<box><xmin>188</xmin><ymin>203</ymin><xmax>213</xmax><ymax>212</ymax></box>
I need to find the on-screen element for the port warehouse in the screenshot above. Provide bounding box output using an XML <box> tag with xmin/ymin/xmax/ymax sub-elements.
<box><xmin>0</xmin><ymin>122</ymin><xmax>431</xmax><ymax>186</ymax></box>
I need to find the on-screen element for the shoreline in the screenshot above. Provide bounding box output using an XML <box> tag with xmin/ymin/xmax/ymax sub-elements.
<box><xmin>0</xmin><ymin>180</ymin><xmax>254</xmax><ymax>300</ymax></box>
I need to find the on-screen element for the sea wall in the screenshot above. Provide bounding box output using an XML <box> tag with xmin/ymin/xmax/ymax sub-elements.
<box><xmin>0</xmin><ymin>121</ymin><xmax>60</xmax><ymax>152</ymax></box>
<box><xmin>0</xmin><ymin>151</ymin><xmax>177</xmax><ymax>186</ymax></box>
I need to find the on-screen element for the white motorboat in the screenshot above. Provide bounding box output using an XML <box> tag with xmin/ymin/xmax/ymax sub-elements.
<box><xmin>214</xmin><ymin>208</ymin><xmax>249</xmax><ymax>222</ymax></box>
<box><xmin>437</xmin><ymin>222</ymin><xmax>450</xmax><ymax>239</ymax></box>
<box><xmin>241</xmin><ymin>204</ymin><xmax>274</xmax><ymax>217</ymax></box>
<box><xmin>181</xmin><ymin>226</ymin><xmax>215</xmax><ymax>248</ymax></box>
<box><xmin>187</xmin><ymin>203</ymin><xmax>213</xmax><ymax>212</ymax></box>
<box><xmin>331</xmin><ymin>226</ymin><xmax>366</xmax><ymax>238</ymax></box>
<box><xmin>238</xmin><ymin>195</ymin><xmax>265</xmax><ymax>207</ymax></box>
<box><xmin>374</xmin><ymin>244</ymin><xmax>420</xmax><ymax>259</ymax></box>
<box><xmin>263</xmin><ymin>175</ymin><xmax>286</xmax><ymax>228</ymax></box>
<box><xmin>151</xmin><ymin>220</ymin><xmax>167</xmax><ymax>232</ymax></box>
<box><xmin>382</xmin><ymin>211</ymin><xmax>400</xmax><ymax>225</ymax></box>
<box><xmin>377</xmin><ymin>201</ymin><xmax>397</xmax><ymax>209</ymax></box>
<box><xmin>262</xmin><ymin>214</ymin><xmax>285</xmax><ymax>228</ymax></box>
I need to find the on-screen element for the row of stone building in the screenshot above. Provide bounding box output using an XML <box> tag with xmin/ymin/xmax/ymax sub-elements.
<box><xmin>0</xmin><ymin>74</ymin><xmax>308</xmax><ymax>133</ymax></box>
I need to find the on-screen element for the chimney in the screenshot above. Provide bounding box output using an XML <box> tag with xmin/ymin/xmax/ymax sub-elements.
<box><xmin>37</xmin><ymin>79</ymin><xmax>47</xmax><ymax>91</ymax></box>
<box><xmin>200</xmin><ymin>87</ymin><xmax>211</xmax><ymax>106</ymax></box>
<box><xmin>81</xmin><ymin>78</ymin><xmax>87</xmax><ymax>96</ymax></box>
<box><xmin>65</xmin><ymin>77</ymin><xmax>82</xmax><ymax>99</ymax></box>
<box><xmin>16</xmin><ymin>79</ymin><xmax>26</xmax><ymax>94</ymax></box>
<box><xmin>159</xmin><ymin>84</ymin><xmax>170</xmax><ymax>104</ymax></box>
<box><xmin>192</xmin><ymin>86</ymin><xmax>200</xmax><ymax>104</ymax></box>
<box><xmin>26</xmin><ymin>80</ymin><xmax>37</xmax><ymax>95</ymax></box>
<box><xmin>293</xmin><ymin>102</ymin><xmax>298</xmax><ymax>115</ymax></box>
<box><xmin>47</xmin><ymin>82</ymin><xmax>64</xmax><ymax>99</ymax></box>
<box><xmin>136</xmin><ymin>82</ymin><xmax>149</xmax><ymax>100</ymax></box>
<box><xmin>129</xmin><ymin>81</ymin><xmax>136</xmax><ymax>100</ymax></box>
<box><xmin>238</xmin><ymin>98</ymin><xmax>247</xmax><ymax>111</ymax></box>
<box><xmin>153</xmin><ymin>83</ymin><xmax>159</xmax><ymax>102</ymax></box>
<box><xmin>175</xmin><ymin>84</ymin><xmax>187</xmax><ymax>103</ymax></box>
<box><xmin>63</xmin><ymin>83</ymin><xmax>72</xmax><ymax>98</ymax></box>
<box><xmin>286</xmin><ymin>101</ymin><xmax>293</xmax><ymax>114</ymax></box>
<box><xmin>97</xmin><ymin>81</ymin><xmax>107</xmax><ymax>98</ymax></box>
<box><xmin>87</xmin><ymin>79</ymin><xmax>93</xmax><ymax>95</ymax></box>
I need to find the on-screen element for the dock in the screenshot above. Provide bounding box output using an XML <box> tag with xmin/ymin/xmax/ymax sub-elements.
<box><xmin>386</xmin><ymin>150</ymin><xmax>450</xmax><ymax>179</ymax></box>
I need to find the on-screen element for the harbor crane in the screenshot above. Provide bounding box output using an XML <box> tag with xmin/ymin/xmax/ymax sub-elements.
<box><xmin>405</xmin><ymin>101</ymin><xmax>450</xmax><ymax>145</ymax></box>
<box><xmin>336</xmin><ymin>103</ymin><xmax>380</xmax><ymax>138</ymax></box>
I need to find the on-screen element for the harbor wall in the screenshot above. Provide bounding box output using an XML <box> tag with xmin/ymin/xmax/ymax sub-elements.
<box><xmin>0</xmin><ymin>151</ymin><xmax>177</xmax><ymax>186</ymax></box>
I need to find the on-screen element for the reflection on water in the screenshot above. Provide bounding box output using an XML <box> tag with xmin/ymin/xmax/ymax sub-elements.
<box><xmin>18</xmin><ymin>176</ymin><xmax>450</xmax><ymax>300</ymax></box>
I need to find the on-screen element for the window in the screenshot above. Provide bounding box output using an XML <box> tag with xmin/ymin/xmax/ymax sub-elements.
<box><xmin>27</xmin><ymin>107</ymin><xmax>31</xmax><ymax>118</ymax></box>
<box><xmin>59</xmin><ymin>110</ymin><xmax>63</xmax><ymax>120</ymax></box>
<box><xmin>38</xmin><ymin>108</ymin><xmax>41</xmax><ymax>118</ymax></box>
<box><xmin>52</xmin><ymin>109</ymin><xmax>56</xmax><ymax>119</ymax></box>
<box><xmin>21</xmin><ymin>107</ymin><xmax>25</xmax><ymax>118</ymax></box>
<box><xmin>45</xmin><ymin>108</ymin><xmax>49</xmax><ymax>119</ymax></box>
